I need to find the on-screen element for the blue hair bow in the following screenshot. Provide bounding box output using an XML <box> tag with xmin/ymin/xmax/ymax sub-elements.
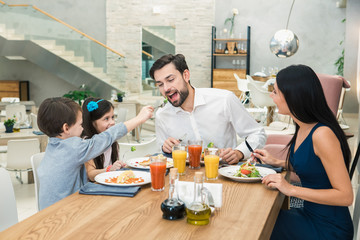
<box><xmin>87</xmin><ymin>99</ymin><xmax>104</xmax><ymax>112</ymax></box>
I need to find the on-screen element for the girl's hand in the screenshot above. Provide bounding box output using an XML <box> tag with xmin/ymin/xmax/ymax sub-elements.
<box><xmin>253</xmin><ymin>149</ymin><xmax>276</xmax><ymax>165</ymax></box>
<box><xmin>137</xmin><ymin>106</ymin><xmax>154</xmax><ymax>123</ymax></box>
<box><xmin>110</xmin><ymin>160</ymin><xmax>126</xmax><ymax>171</ymax></box>
<box><xmin>262</xmin><ymin>173</ymin><xmax>294</xmax><ymax>196</ymax></box>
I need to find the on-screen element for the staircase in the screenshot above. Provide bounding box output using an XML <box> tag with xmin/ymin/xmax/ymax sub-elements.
<box><xmin>0</xmin><ymin>4</ymin><xmax>124</xmax><ymax>99</ymax></box>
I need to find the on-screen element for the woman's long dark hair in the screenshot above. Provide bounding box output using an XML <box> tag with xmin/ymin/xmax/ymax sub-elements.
<box><xmin>277</xmin><ymin>65</ymin><xmax>351</xmax><ymax>171</ymax></box>
<box><xmin>82</xmin><ymin>97</ymin><xmax>119</xmax><ymax>169</ymax></box>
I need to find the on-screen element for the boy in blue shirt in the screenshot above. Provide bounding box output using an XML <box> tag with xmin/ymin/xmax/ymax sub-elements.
<box><xmin>37</xmin><ymin>97</ymin><xmax>153</xmax><ymax>210</ymax></box>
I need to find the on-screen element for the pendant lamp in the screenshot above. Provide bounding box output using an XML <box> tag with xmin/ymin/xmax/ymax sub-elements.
<box><xmin>270</xmin><ymin>0</ymin><xmax>299</xmax><ymax>58</ymax></box>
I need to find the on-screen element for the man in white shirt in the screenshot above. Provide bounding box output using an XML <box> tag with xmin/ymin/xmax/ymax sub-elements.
<box><xmin>150</xmin><ymin>54</ymin><xmax>266</xmax><ymax>164</ymax></box>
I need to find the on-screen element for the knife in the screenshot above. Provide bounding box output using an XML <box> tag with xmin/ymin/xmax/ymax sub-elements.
<box><xmin>244</xmin><ymin>138</ymin><xmax>261</xmax><ymax>163</ymax></box>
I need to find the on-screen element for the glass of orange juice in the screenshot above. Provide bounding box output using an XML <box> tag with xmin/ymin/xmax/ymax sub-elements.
<box><xmin>150</xmin><ymin>155</ymin><xmax>167</xmax><ymax>191</ymax></box>
<box><xmin>172</xmin><ymin>143</ymin><xmax>187</xmax><ymax>175</ymax></box>
<box><xmin>204</xmin><ymin>148</ymin><xmax>220</xmax><ymax>180</ymax></box>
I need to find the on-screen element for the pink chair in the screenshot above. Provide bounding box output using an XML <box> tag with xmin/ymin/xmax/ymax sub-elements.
<box><xmin>265</xmin><ymin>74</ymin><xmax>350</xmax><ymax>160</ymax></box>
<box><xmin>316</xmin><ymin>73</ymin><xmax>350</xmax><ymax>116</ymax></box>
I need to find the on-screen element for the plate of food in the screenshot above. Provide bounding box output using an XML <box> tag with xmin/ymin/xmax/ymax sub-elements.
<box><xmin>218</xmin><ymin>162</ymin><xmax>276</xmax><ymax>182</ymax></box>
<box><xmin>126</xmin><ymin>156</ymin><xmax>174</xmax><ymax>169</ymax></box>
<box><xmin>95</xmin><ymin>170</ymin><xmax>151</xmax><ymax>187</ymax></box>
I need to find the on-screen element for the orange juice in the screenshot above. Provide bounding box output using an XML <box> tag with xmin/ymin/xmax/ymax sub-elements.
<box><xmin>172</xmin><ymin>149</ymin><xmax>187</xmax><ymax>175</ymax></box>
<box><xmin>204</xmin><ymin>154</ymin><xmax>220</xmax><ymax>180</ymax></box>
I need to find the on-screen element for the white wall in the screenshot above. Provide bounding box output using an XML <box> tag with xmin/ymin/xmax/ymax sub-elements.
<box><xmin>106</xmin><ymin>0</ymin><xmax>215</xmax><ymax>92</ymax></box>
<box><xmin>215</xmin><ymin>0</ymin><xmax>345</xmax><ymax>75</ymax></box>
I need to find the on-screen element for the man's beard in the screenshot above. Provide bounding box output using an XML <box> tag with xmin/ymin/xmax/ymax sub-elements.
<box><xmin>166</xmin><ymin>84</ymin><xmax>189</xmax><ymax>107</ymax></box>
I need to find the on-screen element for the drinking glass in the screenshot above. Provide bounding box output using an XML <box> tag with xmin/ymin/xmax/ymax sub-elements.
<box><xmin>172</xmin><ymin>143</ymin><xmax>187</xmax><ymax>175</ymax></box>
<box><xmin>150</xmin><ymin>155</ymin><xmax>167</xmax><ymax>191</ymax></box>
<box><xmin>204</xmin><ymin>148</ymin><xmax>220</xmax><ymax>180</ymax></box>
<box><xmin>188</xmin><ymin>140</ymin><xmax>203</xmax><ymax>169</ymax></box>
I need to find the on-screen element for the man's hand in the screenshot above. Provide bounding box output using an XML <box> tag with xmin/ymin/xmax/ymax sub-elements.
<box><xmin>162</xmin><ymin>137</ymin><xmax>180</xmax><ymax>153</ymax></box>
<box><xmin>219</xmin><ymin>148</ymin><xmax>244</xmax><ymax>165</ymax></box>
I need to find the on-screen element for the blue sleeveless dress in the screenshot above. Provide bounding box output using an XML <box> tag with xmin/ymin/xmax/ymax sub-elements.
<box><xmin>271</xmin><ymin>123</ymin><xmax>353</xmax><ymax>240</ymax></box>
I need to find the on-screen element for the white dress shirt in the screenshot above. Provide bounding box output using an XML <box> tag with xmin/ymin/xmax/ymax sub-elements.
<box><xmin>155</xmin><ymin>88</ymin><xmax>267</xmax><ymax>158</ymax></box>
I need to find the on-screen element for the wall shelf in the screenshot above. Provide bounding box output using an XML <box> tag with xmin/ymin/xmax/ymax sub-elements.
<box><xmin>211</xmin><ymin>26</ymin><xmax>251</xmax><ymax>97</ymax></box>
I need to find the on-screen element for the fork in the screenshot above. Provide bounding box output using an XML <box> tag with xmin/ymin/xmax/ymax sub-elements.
<box><xmin>178</xmin><ymin>133</ymin><xmax>187</xmax><ymax>142</ymax></box>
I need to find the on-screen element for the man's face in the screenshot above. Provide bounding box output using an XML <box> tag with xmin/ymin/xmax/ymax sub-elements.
<box><xmin>154</xmin><ymin>63</ymin><xmax>189</xmax><ymax>107</ymax></box>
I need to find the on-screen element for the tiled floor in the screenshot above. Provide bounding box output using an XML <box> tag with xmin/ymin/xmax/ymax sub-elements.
<box><xmin>1</xmin><ymin>113</ymin><xmax>359</xmax><ymax>223</ymax></box>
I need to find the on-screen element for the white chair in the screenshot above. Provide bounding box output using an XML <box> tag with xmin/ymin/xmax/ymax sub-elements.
<box><xmin>233</xmin><ymin>73</ymin><xmax>251</xmax><ymax>104</ymax></box>
<box><xmin>116</xmin><ymin>107</ymin><xmax>128</xmax><ymax>123</ymax></box>
<box><xmin>30</xmin><ymin>113</ymin><xmax>39</xmax><ymax>131</ymax></box>
<box><xmin>118</xmin><ymin>135</ymin><xmax>158</xmax><ymax>161</ymax></box>
<box><xmin>30</xmin><ymin>152</ymin><xmax>45</xmax><ymax>212</ymax></box>
<box><xmin>6</xmin><ymin>138</ymin><xmax>40</xmax><ymax>184</ymax></box>
<box><xmin>246</xmin><ymin>75</ymin><xmax>276</xmax><ymax>124</ymax></box>
<box><xmin>5</xmin><ymin>104</ymin><xmax>27</xmax><ymax>124</ymax></box>
<box><xmin>0</xmin><ymin>168</ymin><xmax>18</xmax><ymax>231</ymax></box>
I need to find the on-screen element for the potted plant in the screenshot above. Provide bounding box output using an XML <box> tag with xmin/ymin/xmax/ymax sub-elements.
<box><xmin>63</xmin><ymin>85</ymin><xmax>96</xmax><ymax>105</ymax></box>
<box><xmin>117</xmin><ymin>91</ymin><xmax>126</xmax><ymax>102</ymax></box>
<box><xmin>4</xmin><ymin>117</ymin><xmax>16</xmax><ymax>133</ymax></box>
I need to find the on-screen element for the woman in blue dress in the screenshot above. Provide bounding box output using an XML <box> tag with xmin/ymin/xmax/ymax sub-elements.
<box><xmin>254</xmin><ymin>65</ymin><xmax>354</xmax><ymax>239</ymax></box>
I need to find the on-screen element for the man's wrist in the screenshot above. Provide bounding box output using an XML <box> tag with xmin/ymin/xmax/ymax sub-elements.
<box><xmin>235</xmin><ymin>150</ymin><xmax>244</xmax><ymax>161</ymax></box>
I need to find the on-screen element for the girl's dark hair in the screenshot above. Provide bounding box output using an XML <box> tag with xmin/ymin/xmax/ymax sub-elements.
<box><xmin>277</xmin><ymin>65</ymin><xmax>351</xmax><ymax>171</ymax></box>
<box><xmin>82</xmin><ymin>97</ymin><xmax>119</xmax><ymax>169</ymax></box>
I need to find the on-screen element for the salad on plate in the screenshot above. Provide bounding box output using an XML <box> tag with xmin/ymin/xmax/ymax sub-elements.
<box><xmin>234</xmin><ymin>162</ymin><xmax>261</xmax><ymax>178</ymax></box>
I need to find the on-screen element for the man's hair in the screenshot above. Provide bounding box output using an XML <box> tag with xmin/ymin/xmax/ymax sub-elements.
<box><xmin>149</xmin><ymin>54</ymin><xmax>189</xmax><ymax>79</ymax></box>
<box><xmin>37</xmin><ymin>97</ymin><xmax>82</xmax><ymax>137</ymax></box>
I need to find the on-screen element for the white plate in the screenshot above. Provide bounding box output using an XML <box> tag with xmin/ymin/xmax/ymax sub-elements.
<box><xmin>126</xmin><ymin>157</ymin><xmax>173</xmax><ymax>169</ymax></box>
<box><xmin>218</xmin><ymin>166</ymin><xmax>276</xmax><ymax>182</ymax></box>
<box><xmin>94</xmin><ymin>170</ymin><xmax>151</xmax><ymax>187</ymax></box>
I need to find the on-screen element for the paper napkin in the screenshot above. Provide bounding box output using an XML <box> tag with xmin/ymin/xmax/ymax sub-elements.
<box><xmin>176</xmin><ymin>181</ymin><xmax>222</xmax><ymax>208</ymax></box>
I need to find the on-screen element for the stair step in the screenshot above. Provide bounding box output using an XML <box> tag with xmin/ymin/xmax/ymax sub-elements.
<box><xmin>51</xmin><ymin>50</ymin><xmax>75</xmax><ymax>57</ymax></box>
<box><xmin>73</xmin><ymin>61</ymin><xmax>94</xmax><ymax>68</ymax></box>
<box><xmin>33</xmin><ymin>40</ymin><xmax>56</xmax><ymax>46</ymax></box>
<box><xmin>2</xmin><ymin>34</ymin><xmax>24</xmax><ymax>40</ymax></box>
<box><xmin>82</xmin><ymin>67</ymin><xmax>104</xmax><ymax>73</ymax></box>
<box><xmin>62</xmin><ymin>55</ymin><xmax>84</xmax><ymax>62</ymax></box>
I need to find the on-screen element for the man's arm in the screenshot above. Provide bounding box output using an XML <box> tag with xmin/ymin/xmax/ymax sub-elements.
<box><xmin>227</xmin><ymin>92</ymin><xmax>267</xmax><ymax>160</ymax></box>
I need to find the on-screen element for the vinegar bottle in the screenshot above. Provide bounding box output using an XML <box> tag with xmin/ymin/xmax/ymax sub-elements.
<box><xmin>186</xmin><ymin>172</ymin><xmax>211</xmax><ymax>225</ymax></box>
<box><xmin>160</xmin><ymin>168</ymin><xmax>185</xmax><ymax>220</ymax></box>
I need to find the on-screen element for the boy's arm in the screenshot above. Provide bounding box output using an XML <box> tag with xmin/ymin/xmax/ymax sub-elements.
<box><xmin>76</xmin><ymin>106</ymin><xmax>153</xmax><ymax>164</ymax></box>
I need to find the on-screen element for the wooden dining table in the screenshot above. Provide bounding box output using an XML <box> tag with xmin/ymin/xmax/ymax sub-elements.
<box><xmin>0</xmin><ymin>166</ymin><xmax>288</xmax><ymax>240</ymax></box>
<box><xmin>0</xmin><ymin>128</ymin><xmax>48</xmax><ymax>152</ymax></box>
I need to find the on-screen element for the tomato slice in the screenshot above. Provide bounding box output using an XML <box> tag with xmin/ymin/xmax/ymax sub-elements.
<box><xmin>241</xmin><ymin>169</ymin><xmax>251</xmax><ymax>175</ymax></box>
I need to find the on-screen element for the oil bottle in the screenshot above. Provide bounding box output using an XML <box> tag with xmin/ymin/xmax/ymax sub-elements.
<box><xmin>185</xmin><ymin>172</ymin><xmax>211</xmax><ymax>225</ymax></box>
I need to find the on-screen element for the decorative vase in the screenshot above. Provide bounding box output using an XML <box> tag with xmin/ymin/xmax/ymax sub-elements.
<box><xmin>117</xmin><ymin>96</ymin><xmax>123</xmax><ymax>102</ymax></box>
<box><xmin>5</xmin><ymin>124</ymin><xmax>14</xmax><ymax>133</ymax></box>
